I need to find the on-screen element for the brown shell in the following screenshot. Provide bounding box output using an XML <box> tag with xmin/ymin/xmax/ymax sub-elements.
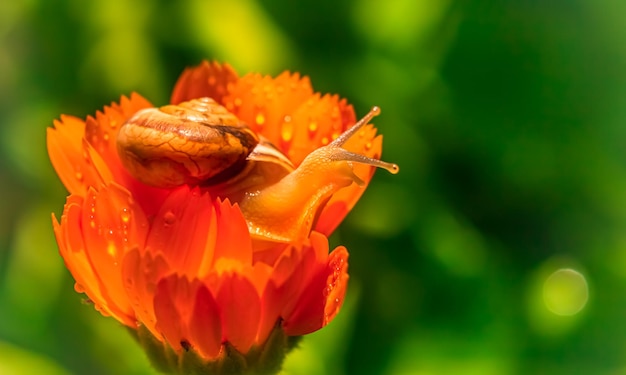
<box><xmin>117</xmin><ymin>98</ymin><xmax>260</xmax><ymax>188</ymax></box>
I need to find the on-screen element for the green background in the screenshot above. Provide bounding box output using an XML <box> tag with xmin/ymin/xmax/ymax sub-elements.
<box><xmin>1</xmin><ymin>1</ymin><xmax>625</xmax><ymax>374</ymax></box>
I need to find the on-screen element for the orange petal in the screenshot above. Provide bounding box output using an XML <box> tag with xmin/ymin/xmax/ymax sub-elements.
<box><xmin>259</xmin><ymin>235</ymin><xmax>326</xmax><ymax>337</ymax></box>
<box><xmin>188</xmin><ymin>284</ymin><xmax>222</xmax><ymax>359</ymax></box>
<box><xmin>154</xmin><ymin>275</ymin><xmax>192</xmax><ymax>352</ymax></box>
<box><xmin>54</xmin><ymin>183</ymin><xmax>150</xmax><ymax>327</ymax></box>
<box><xmin>47</xmin><ymin>116</ymin><xmax>108</xmax><ymax>196</ymax></box>
<box><xmin>80</xmin><ymin>184</ymin><xmax>149</xmax><ymax>321</ymax></box>
<box><xmin>84</xmin><ymin>93</ymin><xmax>153</xmax><ymax>181</ymax></box>
<box><xmin>53</xmin><ymin>196</ymin><xmax>124</xmax><ymax>322</ymax></box>
<box><xmin>224</xmin><ymin>71</ymin><xmax>314</xmax><ymax>146</ymax></box>
<box><xmin>216</xmin><ymin>273</ymin><xmax>261</xmax><ymax>353</ymax></box>
<box><xmin>146</xmin><ymin>186</ymin><xmax>218</xmax><ymax>277</ymax></box>
<box><xmin>282</xmin><ymin>235</ymin><xmax>349</xmax><ymax>336</ymax></box>
<box><xmin>122</xmin><ymin>249</ymin><xmax>170</xmax><ymax>340</ymax></box>
<box><xmin>283</xmin><ymin>94</ymin><xmax>356</xmax><ymax>166</ymax></box>
<box><xmin>212</xmin><ymin>199</ymin><xmax>252</xmax><ymax>266</ymax></box>
<box><xmin>171</xmin><ymin>60</ymin><xmax>239</xmax><ymax>105</ymax></box>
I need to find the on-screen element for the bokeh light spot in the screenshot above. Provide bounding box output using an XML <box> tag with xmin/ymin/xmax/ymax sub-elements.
<box><xmin>543</xmin><ymin>268</ymin><xmax>589</xmax><ymax>316</ymax></box>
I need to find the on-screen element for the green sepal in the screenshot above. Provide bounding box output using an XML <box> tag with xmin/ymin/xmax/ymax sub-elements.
<box><xmin>131</xmin><ymin>322</ymin><xmax>301</xmax><ymax>375</ymax></box>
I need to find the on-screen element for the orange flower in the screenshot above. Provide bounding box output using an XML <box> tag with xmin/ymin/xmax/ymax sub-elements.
<box><xmin>48</xmin><ymin>61</ymin><xmax>396</xmax><ymax>373</ymax></box>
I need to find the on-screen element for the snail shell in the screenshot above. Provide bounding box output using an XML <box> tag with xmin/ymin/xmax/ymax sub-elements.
<box><xmin>117</xmin><ymin>98</ymin><xmax>264</xmax><ymax>188</ymax></box>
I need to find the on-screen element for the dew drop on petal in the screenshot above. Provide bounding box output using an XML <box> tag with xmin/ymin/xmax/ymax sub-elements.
<box><xmin>321</xmin><ymin>137</ymin><xmax>329</xmax><ymax>145</ymax></box>
<box><xmin>164</xmin><ymin>211</ymin><xmax>176</xmax><ymax>225</ymax></box>
<box><xmin>365</xmin><ymin>142</ymin><xmax>372</xmax><ymax>151</ymax></box>
<box><xmin>331</xmin><ymin>132</ymin><xmax>340</xmax><ymax>141</ymax></box>
<box><xmin>208</xmin><ymin>75</ymin><xmax>216</xmax><ymax>85</ymax></box>
<box><xmin>256</xmin><ymin>112</ymin><xmax>266</xmax><ymax>126</ymax></box>
<box><xmin>234</xmin><ymin>97</ymin><xmax>242</xmax><ymax>107</ymax></box>
<box><xmin>121</xmin><ymin>208</ymin><xmax>131</xmax><ymax>224</ymax></box>
<box><xmin>103</xmin><ymin>132</ymin><xmax>110</xmax><ymax>141</ymax></box>
<box><xmin>308</xmin><ymin>121</ymin><xmax>318</xmax><ymax>136</ymax></box>
<box><xmin>109</xmin><ymin>120</ymin><xmax>118</xmax><ymax>128</ymax></box>
<box><xmin>74</xmin><ymin>283</ymin><xmax>85</xmax><ymax>293</ymax></box>
<box><xmin>282</xmin><ymin>116</ymin><xmax>293</xmax><ymax>143</ymax></box>
<box><xmin>107</xmin><ymin>242</ymin><xmax>117</xmax><ymax>257</ymax></box>
<box><xmin>75</xmin><ymin>172</ymin><xmax>83</xmax><ymax>181</ymax></box>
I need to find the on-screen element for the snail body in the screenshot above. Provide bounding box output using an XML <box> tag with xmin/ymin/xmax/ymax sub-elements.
<box><xmin>117</xmin><ymin>97</ymin><xmax>398</xmax><ymax>243</ymax></box>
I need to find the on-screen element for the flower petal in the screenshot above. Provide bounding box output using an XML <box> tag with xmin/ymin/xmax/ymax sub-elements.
<box><xmin>53</xmin><ymin>196</ymin><xmax>119</xmax><ymax>319</ymax></box>
<box><xmin>224</xmin><ymin>71</ymin><xmax>314</xmax><ymax>146</ymax></box>
<box><xmin>122</xmin><ymin>249</ymin><xmax>170</xmax><ymax>340</ymax></box>
<box><xmin>84</xmin><ymin>93</ymin><xmax>153</xmax><ymax>180</ymax></box>
<box><xmin>154</xmin><ymin>275</ymin><xmax>192</xmax><ymax>352</ymax></box>
<box><xmin>216</xmin><ymin>273</ymin><xmax>261</xmax><ymax>354</ymax></box>
<box><xmin>54</xmin><ymin>182</ymin><xmax>150</xmax><ymax>327</ymax></box>
<box><xmin>188</xmin><ymin>283</ymin><xmax>222</xmax><ymax>359</ymax></box>
<box><xmin>47</xmin><ymin>116</ymin><xmax>108</xmax><ymax>196</ymax></box>
<box><xmin>282</xmin><ymin>234</ymin><xmax>349</xmax><ymax>336</ymax></box>
<box><xmin>212</xmin><ymin>199</ymin><xmax>252</xmax><ymax>266</ymax></box>
<box><xmin>171</xmin><ymin>60</ymin><xmax>239</xmax><ymax>105</ymax></box>
<box><xmin>282</xmin><ymin>94</ymin><xmax>356</xmax><ymax>166</ymax></box>
<box><xmin>146</xmin><ymin>186</ymin><xmax>218</xmax><ymax>277</ymax></box>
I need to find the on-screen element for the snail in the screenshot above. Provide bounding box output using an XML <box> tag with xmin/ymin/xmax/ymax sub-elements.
<box><xmin>117</xmin><ymin>97</ymin><xmax>399</xmax><ymax>243</ymax></box>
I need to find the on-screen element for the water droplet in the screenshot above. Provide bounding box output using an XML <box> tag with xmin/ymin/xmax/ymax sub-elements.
<box><xmin>75</xmin><ymin>172</ymin><xmax>83</xmax><ymax>181</ymax></box>
<box><xmin>208</xmin><ymin>75</ymin><xmax>216</xmax><ymax>85</ymax></box>
<box><xmin>282</xmin><ymin>121</ymin><xmax>293</xmax><ymax>143</ymax></box>
<box><xmin>321</xmin><ymin>137</ymin><xmax>329</xmax><ymax>145</ymax></box>
<box><xmin>164</xmin><ymin>211</ymin><xmax>176</xmax><ymax>225</ymax></box>
<box><xmin>234</xmin><ymin>97</ymin><xmax>242</xmax><ymax>107</ymax></box>
<box><xmin>256</xmin><ymin>112</ymin><xmax>265</xmax><ymax>126</ymax></box>
<box><xmin>308</xmin><ymin>121</ymin><xmax>318</xmax><ymax>135</ymax></box>
<box><xmin>331</xmin><ymin>132</ymin><xmax>340</xmax><ymax>141</ymax></box>
<box><xmin>359</xmin><ymin>129</ymin><xmax>366</xmax><ymax>138</ymax></box>
<box><xmin>103</xmin><ymin>132</ymin><xmax>110</xmax><ymax>141</ymax></box>
<box><xmin>107</xmin><ymin>243</ymin><xmax>117</xmax><ymax>257</ymax></box>
<box><xmin>90</xmin><ymin>220</ymin><xmax>96</xmax><ymax>229</ymax></box>
<box><xmin>365</xmin><ymin>141</ymin><xmax>372</xmax><ymax>150</ymax></box>
<box><xmin>109</xmin><ymin>120</ymin><xmax>117</xmax><ymax>128</ymax></box>
<box><xmin>121</xmin><ymin>208</ymin><xmax>131</xmax><ymax>223</ymax></box>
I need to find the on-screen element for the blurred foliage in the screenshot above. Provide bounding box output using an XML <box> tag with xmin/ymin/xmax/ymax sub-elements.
<box><xmin>1</xmin><ymin>0</ymin><xmax>626</xmax><ymax>374</ymax></box>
